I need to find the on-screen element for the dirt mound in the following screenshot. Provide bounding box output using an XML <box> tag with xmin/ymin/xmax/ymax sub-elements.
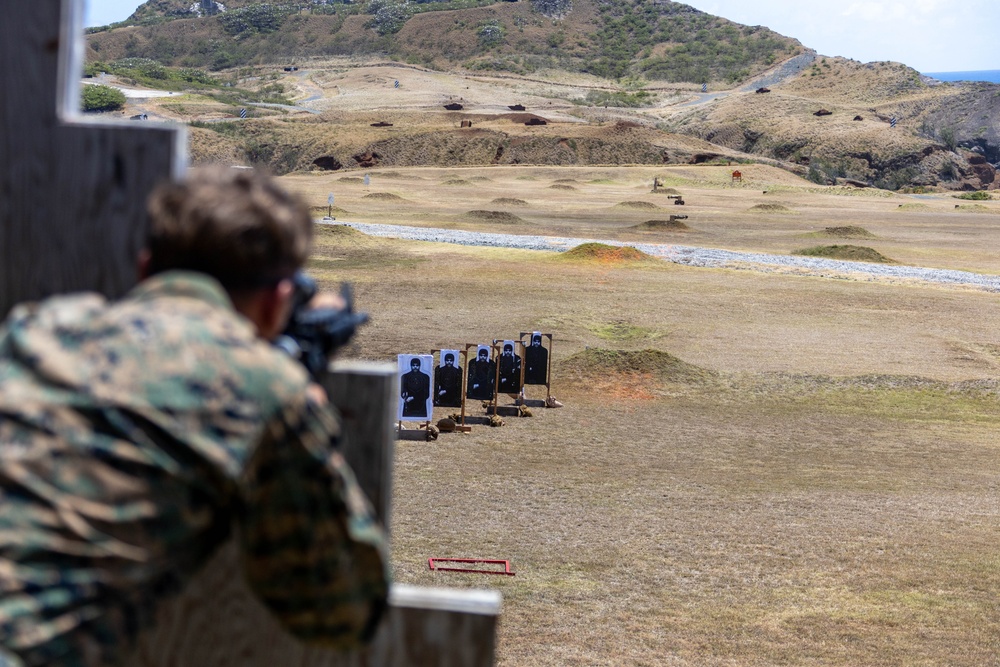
<box><xmin>615</xmin><ymin>201</ymin><xmax>660</xmax><ymax>210</ymax></box>
<box><xmin>310</xmin><ymin>206</ymin><xmax>352</xmax><ymax>217</ymax></box>
<box><xmin>895</xmin><ymin>203</ymin><xmax>930</xmax><ymax>211</ymax></box>
<box><xmin>362</xmin><ymin>192</ymin><xmax>404</xmax><ymax>201</ymax></box>
<box><xmin>634</xmin><ymin>219</ymin><xmax>690</xmax><ymax>231</ymax></box>
<box><xmin>954</xmin><ymin>204</ymin><xmax>994</xmax><ymax>213</ymax></box>
<box><xmin>465</xmin><ymin>210</ymin><xmax>525</xmax><ymax>224</ymax></box>
<box><xmin>651</xmin><ymin>187</ymin><xmax>682</xmax><ymax>195</ymax></box>
<box><xmin>794</xmin><ymin>245</ymin><xmax>895</xmax><ymax>263</ymax></box>
<box><xmin>469</xmin><ymin>176</ymin><xmax>491</xmax><ymax>182</ymax></box>
<box><xmin>311</xmin><ymin>223</ymin><xmax>382</xmax><ymax>250</ymax></box>
<box><xmin>560</xmin><ymin>243</ymin><xmax>659</xmax><ymax>264</ymax></box>
<box><xmin>560</xmin><ymin>348</ymin><xmax>714</xmax><ymax>385</ymax></box>
<box><xmin>821</xmin><ymin>226</ymin><xmax>876</xmax><ymax>238</ymax></box>
<box><xmin>442</xmin><ymin>178</ymin><xmax>471</xmax><ymax>186</ymax></box>
<box><xmin>549</xmin><ymin>184</ymin><xmax>576</xmax><ymax>191</ymax></box>
<box><xmin>339</xmin><ymin>176</ymin><xmax>364</xmax><ymax>183</ymax></box>
<box><xmin>554</xmin><ymin>178</ymin><xmax>579</xmax><ymax>184</ymax></box>
<box><xmin>747</xmin><ymin>203</ymin><xmax>794</xmax><ymax>213</ymax></box>
<box><xmin>491</xmin><ymin>197</ymin><xmax>529</xmax><ymax>206</ymax></box>
<box><xmin>315</xmin><ymin>224</ymin><xmax>363</xmax><ymax>238</ymax></box>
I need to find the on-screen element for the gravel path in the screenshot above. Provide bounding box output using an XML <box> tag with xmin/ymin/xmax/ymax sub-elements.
<box><xmin>740</xmin><ymin>51</ymin><xmax>818</xmax><ymax>92</ymax></box>
<box><xmin>324</xmin><ymin>220</ymin><xmax>1000</xmax><ymax>293</ymax></box>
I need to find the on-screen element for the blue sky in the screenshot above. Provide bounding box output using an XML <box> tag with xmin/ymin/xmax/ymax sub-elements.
<box><xmin>85</xmin><ymin>0</ymin><xmax>999</xmax><ymax>72</ymax></box>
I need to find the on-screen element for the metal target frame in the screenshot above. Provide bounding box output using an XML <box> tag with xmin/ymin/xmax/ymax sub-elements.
<box><xmin>489</xmin><ymin>339</ymin><xmax>527</xmax><ymax>416</ymax></box>
<box><xmin>432</xmin><ymin>347</ymin><xmax>472</xmax><ymax>432</ymax></box>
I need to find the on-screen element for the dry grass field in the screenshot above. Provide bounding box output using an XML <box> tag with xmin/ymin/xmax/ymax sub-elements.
<box><xmin>285</xmin><ymin>165</ymin><xmax>1000</xmax><ymax>666</ymax></box>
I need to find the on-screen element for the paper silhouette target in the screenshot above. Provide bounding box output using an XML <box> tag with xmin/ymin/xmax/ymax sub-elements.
<box><xmin>497</xmin><ymin>340</ymin><xmax>522</xmax><ymax>395</ymax></box>
<box><xmin>434</xmin><ymin>349</ymin><xmax>463</xmax><ymax>407</ymax></box>
<box><xmin>524</xmin><ymin>331</ymin><xmax>548</xmax><ymax>385</ymax></box>
<box><xmin>398</xmin><ymin>354</ymin><xmax>433</xmax><ymax>421</ymax></box>
<box><xmin>466</xmin><ymin>345</ymin><xmax>495</xmax><ymax>400</ymax></box>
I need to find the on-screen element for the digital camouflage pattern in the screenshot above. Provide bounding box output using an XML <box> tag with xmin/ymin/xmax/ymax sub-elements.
<box><xmin>0</xmin><ymin>272</ymin><xmax>389</xmax><ymax>667</ymax></box>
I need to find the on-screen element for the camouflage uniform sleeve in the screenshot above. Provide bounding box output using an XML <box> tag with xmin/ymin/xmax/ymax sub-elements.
<box><xmin>238</xmin><ymin>396</ymin><xmax>390</xmax><ymax>648</ymax></box>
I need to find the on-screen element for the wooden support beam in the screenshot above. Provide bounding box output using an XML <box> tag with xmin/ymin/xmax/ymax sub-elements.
<box><xmin>323</xmin><ymin>360</ymin><xmax>398</xmax><ymax>531</ymax></box>
<box><xmin>0</xmin><ymin>0</ymin><xmax>185</xmax><ymax>316</ymax></box>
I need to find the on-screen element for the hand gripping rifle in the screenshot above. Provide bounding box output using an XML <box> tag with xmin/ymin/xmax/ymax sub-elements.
<box><xmin>274</xmin><ymin>272</ymin><xmax>369</xmax><ymax>380</ymax></box>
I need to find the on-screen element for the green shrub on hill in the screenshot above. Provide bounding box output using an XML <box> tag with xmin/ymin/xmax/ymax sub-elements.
<box><xmin>954</xmin><ymin>191</ymin><xmax>991</xmax><ymax>200</ymax></box>
<box><xmin>220</xmin><ymin>4</ymin><xmax>295</xmax><ymax>35</ymax></box>
<box><xmin>584</xmin><ymin>89</ymin><xmax>652</xmax><ymax>108</ymax></box>
<box><xmin>87</xmin><ymin>58</ymin><xmax>225</xmax><ymax>90</ymax></box>
<box><xmin>81</xmin><ymin>84</ymin><xmax>126</xmax><ymax>112</ymax></box>
<box><xmin>367</xmin><ymin>0</ymin><xmax>413</xmax><ymax>34</ymax></box>
<box><xmin>111</xmin><ymin>57</ymin><xmax>168</xmax><ymax>79</ymax></box>
<box><xmin>478</xmin><ymin>21</ymin><xmax>504</xmax><ymax>47</ymax></box>
<box><xmin>531</xmin><ymin>0</ymin><xmax>572</xmax><ymax>18</ymax></box>
<box><xmin>587</xmin><ymin>0</ymin><xmax>799</xmax><ymax>81</ymax></box>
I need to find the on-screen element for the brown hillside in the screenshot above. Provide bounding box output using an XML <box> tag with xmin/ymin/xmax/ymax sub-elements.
<box><xmin>89</xmin><ymin>0</ymin><xmax>801</xmax><ymax>86</ymax></box>
<box><xmin>664</xmin><ymin>57</ymin><xmax>996</xmax><ymax>190</ymax></box>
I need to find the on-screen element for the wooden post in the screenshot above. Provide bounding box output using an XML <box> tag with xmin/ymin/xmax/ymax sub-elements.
<box><xmin>322</xmin><ymin>360</ymin><xmax>397</xmax><ymax>530</ymax></box>
<box><xmin>457</xmin><ymin>348</ymin><xmax>471</xmax><ymax>431</ymax></box>
<box><xmin>0</xmin><ymin>0</ymin><xmax>185</xmax><ymax>316</ymax></box>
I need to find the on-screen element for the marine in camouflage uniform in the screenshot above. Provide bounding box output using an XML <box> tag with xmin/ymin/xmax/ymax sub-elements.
<box><xmin>0</xmin><ymin>169</ymin><xmax>389</xmax><ymax>667</ymax></box>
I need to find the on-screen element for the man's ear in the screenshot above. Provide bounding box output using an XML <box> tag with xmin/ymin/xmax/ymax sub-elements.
<box><xmin>136</xmin><ymin>249</ymin><xmax>152</xmax><ymax>281</ymax></box>
<box><xmin>259</xmin><ymin>278</ymin><xmax>295</xmax><ymax>341</ymax></box>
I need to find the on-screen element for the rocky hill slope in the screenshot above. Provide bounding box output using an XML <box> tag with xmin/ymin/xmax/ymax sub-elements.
<box><xmin>661</xmin><ymin>58</ymin><xmax>998</xmax><ymax>190</ymax></box>
<box><xmin>85</xmin><ymin>1</ymin><xmax>998</xmax><ymax>190</ymax></box>
<box><xmin>88</xmin><ymin>0</ymin><xmax>802</xmax><ymax>84</ymax></box>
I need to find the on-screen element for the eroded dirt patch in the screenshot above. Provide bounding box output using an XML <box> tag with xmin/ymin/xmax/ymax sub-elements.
<box><xmin>634</xmin><ymin>219</ymin><xmax>691</xmax><ymax>231</ymax></box>
<box><xmin>616</xmin><ymin>201</ymin><xmax>661</xmax><ymax>210</ymax></box>
<box><xmin>748</xmin><ymin>203</ymin><xmax>795</xmax><ymax>213</ymax></box>
<box><xmin>465</xmin><ymin>210</ymin><xmax>525</xmax><ymax>224</ymax></box>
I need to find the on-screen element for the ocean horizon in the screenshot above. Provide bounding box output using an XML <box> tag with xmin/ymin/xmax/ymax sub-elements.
<box><xmin>921</xmin><ymin>70</ymin><xmax>1000</xmax><ymax>83</ymax></box>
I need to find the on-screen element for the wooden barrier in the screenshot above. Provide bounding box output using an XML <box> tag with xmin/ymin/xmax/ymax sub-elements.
<box><xmin>323</xmin><ymin>360</ymin><xmax>399</xmax><ymax>530</ymax></box>
<box><xmin>132</xmin><ymin>363</ymin><xmax>500</xmax><ymax>667</ymax></box>
<box><xmin>1</xmin><ymin>2</ymin><xmax>501</xmax><ymax>663</ymax></box>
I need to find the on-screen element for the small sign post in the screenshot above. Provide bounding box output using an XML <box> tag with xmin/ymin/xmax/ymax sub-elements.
<box><xmin>327</xmin><ymin>192</ymin><xmax>335</xmax><ymax>218</ymax></box>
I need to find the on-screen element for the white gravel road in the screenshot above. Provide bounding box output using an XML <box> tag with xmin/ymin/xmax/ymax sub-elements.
<box><xmin>82</xmin><ymin>80</ymin><xmax>177</xmax><ymax>98</ymax></box>
<box><xmin>323</xmin><ymin>220</ymin><xmax>1000</xmax><ymax>293</ymax></box>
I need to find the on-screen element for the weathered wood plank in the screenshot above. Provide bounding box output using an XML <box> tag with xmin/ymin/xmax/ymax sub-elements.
<box><xmin>133</xmin><ymin>534</ymin><xmax>500</xmax><ymax>667</ymax></box>
<box><xmin>323</xmin><ymin>360</ymin><xmax>398</xmax><ymax>531</ymax></box>
<box><xmin>0</xmin><ymin>0</ymin><xmax>185</xmax><ymax>316</ymax></box>
<box><xmin>132</xmin><ymin>364</ymin><xmax>499</xmax><ymax>667</ymax></box>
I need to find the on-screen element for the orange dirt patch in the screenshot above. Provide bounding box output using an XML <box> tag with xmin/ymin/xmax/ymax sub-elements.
<box><xmin>591</xmin><ymin>371</ymin><xmax>660</xmax><ymax>401</ymax></box>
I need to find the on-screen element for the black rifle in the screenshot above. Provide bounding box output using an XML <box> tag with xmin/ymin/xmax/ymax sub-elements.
<box><xmin>274</xmin><ymin>272</ymin><xmax>369</xmax><ymax>380</ymax></box>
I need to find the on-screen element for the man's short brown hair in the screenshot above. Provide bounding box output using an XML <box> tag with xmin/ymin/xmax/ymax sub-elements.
<box><xmin>145</xmin><ymin>167</ymin><xmax>313</xmax><ymax>290</ymax></box>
